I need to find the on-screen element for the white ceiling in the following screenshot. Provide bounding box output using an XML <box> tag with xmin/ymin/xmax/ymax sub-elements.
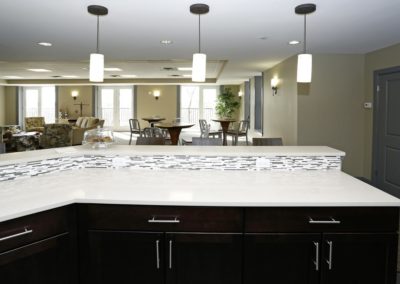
<box><xmin>0</xmin><ymin>0</ymin><xmax>400</xmax><ymax>84</ymax></box>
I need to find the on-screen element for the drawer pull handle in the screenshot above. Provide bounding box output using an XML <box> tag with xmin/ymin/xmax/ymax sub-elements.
<box><xmin>0</xmin><ymin>228</ymin><xmax>33</xmax><ymax>242</ymax></box>
<box><xmin>148</xmin><ymin>217</ymin><xmax>180</xmax><ymax>224</ymax></box>
<box><xmin>308</xmin><ymin>217</ymin><xmax>341</xmax><ymax>224</ymax></box>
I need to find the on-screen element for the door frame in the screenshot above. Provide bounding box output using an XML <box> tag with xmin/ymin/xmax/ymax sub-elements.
<box><xmin>372</xmin><ymin>66</ymin><xmax>400</xmax><ymax>186</ymax></box>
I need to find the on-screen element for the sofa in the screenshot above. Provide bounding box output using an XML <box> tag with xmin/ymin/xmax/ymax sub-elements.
<box><xmin>25</xmin><ymin>117</ymin><xmax>45</xmax><ymax>133</ymax></box>
<box><xmin>72</xmin><ymin>117</ymin><xmax>104</xmax><ymax>145</ymax></box>
<box><xmin>39</xmin><ymin>124</ymin><xmax>72</xmax><ymax>149</ymax></box>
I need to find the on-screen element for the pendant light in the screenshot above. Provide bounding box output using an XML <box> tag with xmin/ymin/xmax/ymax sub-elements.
<box><xmin>190</xmin><ymin>4</ymin><xmax>209</xmax><ymax>82</ymax></box>
<box><xmin>88</xmin><ymin>5</ymin><xmax>108</xmax><ymax>82</ymax></box>
<box><xmin>295</xmin><ymin>4</ymin><xmax>316</xmax><ymax>83</ymax></box>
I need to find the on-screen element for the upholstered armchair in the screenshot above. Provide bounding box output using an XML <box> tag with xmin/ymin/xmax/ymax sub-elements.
<box><xmin>39</xmin><ymin>124</ymin><xmax>73</xmax><ymax>149</ymax></box>
<box><xmin>25</xmin><ymin>117</ymin><xmax>45</xmax><ymax>133</ymax></box>
<box><xmin>71</xmin><ymin>117</ymin><xmax>105</xmax><ymax>145</ymax></box>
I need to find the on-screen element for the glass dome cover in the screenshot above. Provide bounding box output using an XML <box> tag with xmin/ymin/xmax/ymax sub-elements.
<box><xmin>83</xmin><ymin>127</ymin><xmax>114</xmax><ymax>149</ymax></box>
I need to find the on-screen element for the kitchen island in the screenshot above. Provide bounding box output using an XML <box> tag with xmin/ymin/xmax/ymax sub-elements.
<box><xmin>0</xmin><ymin>145</ymin><xmax>399</xmax><ymax>284</ymax></box>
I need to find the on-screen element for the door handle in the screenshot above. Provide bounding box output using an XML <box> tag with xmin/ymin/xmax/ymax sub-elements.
<box><xmin>155</xmin><ymin>240</ymin><xmax>160</xmax><ymax>269</ymax></box>
<box><xmin>169</xmin><ymin>239</ymin><xmax>173</xmax><ymax>269</ymax></box>
<box><xmin>313</xmin><ymin>242</ymin><xmax>319</xmax><ymax>271</ymax></box>
<box><xmin>326</xmin><ymin>241</ymin><xmax>333</xmax><ymax>270</ymax></box>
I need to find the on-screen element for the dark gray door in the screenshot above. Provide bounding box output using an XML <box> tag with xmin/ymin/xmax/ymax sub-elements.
<box><xmin>373</xmin><ymin>69</ymin><xmax>400</xmax><ymax>198</ymax></box>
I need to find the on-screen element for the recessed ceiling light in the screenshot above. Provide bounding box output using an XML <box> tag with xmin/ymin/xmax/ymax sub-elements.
<box><xmin>38</xmin><ymin>42</ymin><xmax>52</xmax><ymax>47</ymax></box>
<box><xmin>288</xmin><ymin>40</ymin><xmax>301</xmax><ymax>45</ymax></box>
<box><xmin>160</xmin><ymin>40</ymin><xmax>173</xmax><ymax>45</ymax></box>
<box><xmin>110</xmin><ymin>74</ymin><xmax>121</xmax><ymax>78</ymax></box>
<box><xmin>3</xmin><ymin>76</ymin><xmax>23</xmax><ymax>79</ymax></box>
<box><xmin>61</xmin><ymin>75</ymin><xmax>79</xmax><ymax>78</ymax></box>
<box><xmin>27</xmin><ymin>68</ymin><xmax>51</xmax><ymax>72</ymax></box>
<box><xmin>258</xmin><ymin>36</ymin><xmax>268</xmax><ymax>40</ymax></box>
<box><xmin>104</xmin><ymin>67</ymin><xmax>122</xmax><ymax>72</ymax></box>
<box><xmin>120</xmin><ymin>74</ymin><xmax>137</xmax><ymax>78</ymax></box>
<box><xmin>170</xmin><ymin>74</ymin><xmax>181</xmax><ymax>77</ymax></box>
<box><xmin>178</xmin><ymin>67</ymin><xmax>192</xmax><ymax>71</ymax></box>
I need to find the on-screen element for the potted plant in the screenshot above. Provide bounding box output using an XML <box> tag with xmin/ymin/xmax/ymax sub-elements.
<box><xmin>215</xmin><ymin>88</ymin><xmax>240</xmax><ymax>119</ymax></box>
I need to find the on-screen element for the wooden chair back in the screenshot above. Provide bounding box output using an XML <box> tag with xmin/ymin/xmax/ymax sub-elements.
<box><xmin>136</xmin><ymin>137</ymin><xmax>165</xmax><ymax>145</ymax></box>
<box><xmin>252</xmin><ymin>137</ymin><xmax>283</xmax><ymax>146</ymax></box>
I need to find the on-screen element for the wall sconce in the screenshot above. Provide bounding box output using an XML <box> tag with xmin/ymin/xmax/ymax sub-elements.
<box><xmin>153</xmin><ymin>90</ymin><xmax>161</xmax><ymax>100</ymax></box>
<box><xmin>71</xmin><ymin>90</ymin><xmax>79</xmax><ymax>100</ymax></box>
<box><xmin>271</xmin><ymin>77</ymin><xmax>279</xmax><ymax>96</ymax></box>
<box><xmin>238</xmin><ymin>91</ymin><xmax>243</xmax><ymax>97</ymax></box>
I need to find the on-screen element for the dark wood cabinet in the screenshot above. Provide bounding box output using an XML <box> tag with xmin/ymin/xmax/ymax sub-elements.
<box><xmin>0</xmin><ymin>233</ymin><xmax>73</xmax><ymax>284</ymax></box>
<box><xmin>166</xmin><ymin>233</ymin><xmax>242</xmax><ymax>284</ymax></box>
<box><xmin>320</xmin><ymin>233</ymin><xmax>397</xmax><ymax>284</ymax></box>
<box><xmin>244</xmin><ymin>208</ymin><xmax>398</xmax><ymax>284</ymax></box>
<box><xmin>244</xmin><ymin>233</ymin><xmax>320</xmax><ymax>284</ymax></box>
<box><xmin>79</xmin><ymin>205</ymin><xmax>244</xmax><ymax>284</ymax></box>
<box><xmin>83</xmin><ymin>230</ymin><xmax>164</xmax><ymax>284</ymax></box>
<box><xmin>0</xmin><ymin>206</ymin><xmax>77</xmax><ymax>284</ymax></box>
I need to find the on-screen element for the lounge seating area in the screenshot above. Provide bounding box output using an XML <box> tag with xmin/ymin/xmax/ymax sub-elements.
<box><xmin>71</xmin><ymin>117</ymin><xmax>104</xmax><ymax>145</ymax></box>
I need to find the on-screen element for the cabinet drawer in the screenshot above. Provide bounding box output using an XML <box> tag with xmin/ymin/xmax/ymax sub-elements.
<box><xmin>82</xmin><ymin>204</ymin><xmax>243</xmax><ymax>232</ymax></box>
<box><xmin>245</xmin><ymin>207</ymin><xmax>399</xmax><ymax>233</ymax></box>
<box><xmin>0</xmin><ymin>206</ymin><xmax>72</xmax><ymax>253</ymax></box>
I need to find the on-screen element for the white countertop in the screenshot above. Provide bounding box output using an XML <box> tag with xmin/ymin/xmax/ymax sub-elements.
<box><xmin>0</xmin><ymin>145</ymin><xmax>398</xmax><ymax>223</ymax></box>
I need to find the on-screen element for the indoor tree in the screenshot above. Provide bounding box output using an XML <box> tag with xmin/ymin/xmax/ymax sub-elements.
<box><xmin>215</xmin><ymin>88</ymin><xmax>241</xmax><ymax>118</ymax></box>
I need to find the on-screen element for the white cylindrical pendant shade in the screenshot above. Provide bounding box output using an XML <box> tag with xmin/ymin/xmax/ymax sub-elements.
<box><xmin>297</xmin><ymin>53</ymin><xmax>312</xmax><ymax>83</ymax></box>
<box><xmin>90</xmin><ymin>53</ymin><xmax>104</xmax><ymax>82</ymax></box>
<box><xmin>192</xmin><ymin>53</ymin><xmax>207</xmax><ymax>82</ymax></box>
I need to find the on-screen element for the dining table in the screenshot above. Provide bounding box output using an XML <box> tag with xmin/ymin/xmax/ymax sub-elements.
<box><xmin>142</xmin><ymin>117</ymin><xmax>165</xmax><ymax>127</ymax></box>
<box><xmin>212</xmin><ymin>118</ymin><xmax>236</xmax><ymax>146</ymax></box>
<box><xmin>156</xmin><ymin>123</ymin><xmax>194</xmax><ymax>145</ymax></box>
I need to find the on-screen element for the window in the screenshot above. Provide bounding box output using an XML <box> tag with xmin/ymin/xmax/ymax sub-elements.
<box><xmin>180</xmin><ymin>86</ymin><xmax>219</xmax><ymax>129</ymax></box>
<box><xmin>98</xmin><ymin>86</ymin><xmax>134</xmax><ymax>130</ymax></box>
<box><xmin>23</xmin><ymin>86</ymin><xmax>56</xmax><ymax>124</ymax></box>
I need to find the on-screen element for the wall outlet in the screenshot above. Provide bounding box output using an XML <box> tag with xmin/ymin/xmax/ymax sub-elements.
<box><xmin>364</xmin><ymin>102</ymin><xmax>373</xmax><ymax>109</ymax></box>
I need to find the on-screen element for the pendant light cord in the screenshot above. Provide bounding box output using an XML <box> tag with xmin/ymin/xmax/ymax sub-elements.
<box><xmin>198</xmin><ymin>14</ymin><xmax>201</xmax><ymax>53</ymax></box>
<box><xmin>96</xmin><ymin>15</ymin><xmax>100</xmax><ymax>53</ymax></box>
<box><xmin>303</xmin><ymin>14</ymin><xmax>307</xmax><ymax>54</ymax></box>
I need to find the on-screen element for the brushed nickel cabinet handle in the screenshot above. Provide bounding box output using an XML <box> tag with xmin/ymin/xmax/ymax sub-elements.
<box><xmin>169</xmin><ymin>240</ymin><xmax>173</xmax><ymax>269</ymax></box>
<box><xmin>0</xmin><ymin>228</ymin><xmax>33</xmax><ymax>242</ymax></box>
<box><xmin>156</xmin><ymin>240</ymin><xmax>160</xmax><ymax>269</ymax></box>
<box><xmin>326</xmin><ymin>241</ymin><xmax>333</xmax><ymax>270</ymax></box>
<box><xmin>313</xmin><ymin>242</ymin><xmax>319</xmax><ymax>271</ymax></box>
<box><xmin>309</xmin><ymin>217</ymin><xmax>341</xmax><ymax>224</ymax></box>
<box><xmin>148</xmin><ymin>217</ymin><xmax>180</xmax><ymax>224</ymax></box>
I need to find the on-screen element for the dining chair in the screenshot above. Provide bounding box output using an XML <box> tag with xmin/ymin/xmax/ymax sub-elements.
<box><xmin>252</xmin><ymin>137</ymin><xmax>283</xmax><ymax>146</ymax></box>
<box><xmin>192</xmin><ymin>137</ymin><xmax>223</xmax><ymax>146</ymax></box>
<box><xmin>143</xmin><ymin>127</ymin><xmax>164</xmax><ymax>138</ymax></box>
<box><xmin>199</xmin><ymin>119</ymin><xmax>221</xmax><ymax>138</ymax></box>
<box><xmin>129</xmin><ymin>119</ymin><xmax>142</xmax><ymax>145</ymax></box>
<box><xmin>136</xmin><ymin>137</ymin><xmax>165</xmax><ymax>145</ymax></box>
<box><xmin>227</xmin><ymin>120</ymin><xmax>250</xmax><ymax>145</ymax></box>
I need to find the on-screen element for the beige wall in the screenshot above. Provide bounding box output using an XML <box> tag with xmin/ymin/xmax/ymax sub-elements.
<box><xmin>0</xmin><ymin>87</ymin><xmax>5</xmax><ymax>125</ymax></box>
<box><xmin>263</xmin><ymin>55</ymin><xmax>298</xmax><ymax>146</ymax></box>
<box><xmin>58</xmin><ymin>86</ymin><xmax>93</xmax><ymax>118</ymax></box>
<box><xmin>364</xmin><ymin>43</ymin><xmax>400</xmax><ymax>178</ymax></box>
<box><xmin>136</xmin><ymin>85</ymin><xmax>178</xmax><ymax>127</ymax></box>
<box><xmin>5</xmin><ymin>87</ymin><xmax>17</xmax><ymax>125</ymax></box>
<box><xmin>297</xmin><ymin>54</ymin><xmax>365</xmax><ymax>176</ymax></box>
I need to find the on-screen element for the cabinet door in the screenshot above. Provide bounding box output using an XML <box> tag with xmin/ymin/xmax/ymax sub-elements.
<box><xmin>244</xmin><ymin>233</ymin><xmax>320</xmax><ymax>284</ymax></box>
<box><xmin>84</xmin><ymin>230</ymin><xmax>164</xmax><ymax>284</ymax></box>
<box><xmin>166</xmin><ymin>233</ymin><xmax>242</xmax><ymax>284</ymax></box>
<box><xmin>0</xmin><ymin>233</ymin><xmax>74</xmax><ymax>284</ymax></box>
<box><xmin>321</xmin><ymin>233</ymin><xmax>397</xmax><ymax>284</ymax></box>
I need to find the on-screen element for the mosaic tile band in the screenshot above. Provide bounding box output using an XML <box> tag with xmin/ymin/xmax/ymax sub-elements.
<box><xmin>0</xmin><ymin>154</ymin><xmax>342</xmax><ymax>182</ymax></box>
